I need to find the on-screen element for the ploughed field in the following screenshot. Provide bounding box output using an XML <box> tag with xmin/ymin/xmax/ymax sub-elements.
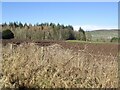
<box><xmin>0</xmin><ymin>39</ymin><xmax>119</xmax><ymax>88</ymax></box>
<box><xmin>2</xmin><ymin>39</ymin><xmax>118</xmax><ymax>56</ymax></box>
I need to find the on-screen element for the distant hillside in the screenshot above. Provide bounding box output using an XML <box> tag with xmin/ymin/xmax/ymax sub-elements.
<box><xmin>86</xmin><ymin>29</ymin><xmax>119</xmax><ymax>42</ymax></box>
<box><xmin>92</xmin><ymin>29</ymin><xmax>118</xmax><ymax>32</ymax></box>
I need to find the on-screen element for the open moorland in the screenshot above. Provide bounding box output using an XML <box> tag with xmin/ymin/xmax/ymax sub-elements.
<box><xmin>1</xmin><ymin>1</ymin><xmax>120</xmax><ymax>89</ymax></box>
<box><xmin>0</xmin><ymin>39</ymin><xmax>119</xmax><ymax>89</ymax></box>
<box><xmin>0</xmin><ymin>22</ymin><xmax>119</xmax><ymax>89</ymax></box>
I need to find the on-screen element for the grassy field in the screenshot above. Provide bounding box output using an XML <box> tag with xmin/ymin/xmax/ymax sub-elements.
<box><xmin>66</xmin><ymin>40</ymin><xmax>119</xmax><ymax>44</ymax></box>
<box><xmin>86</xmin><ymin>29</ymin><xmax>118</xmax><ymax>42</ymax></box>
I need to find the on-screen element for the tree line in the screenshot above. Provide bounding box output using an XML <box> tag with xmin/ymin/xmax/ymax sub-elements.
<box><xmin>1</xmin><ymin>22</ymin><xmax>87</xmax><ymax>41</ymax></box>
<box><xmin>110</xmin><ymin>37</ymin><xmax>120</xmax><ymax>42</ymax></box>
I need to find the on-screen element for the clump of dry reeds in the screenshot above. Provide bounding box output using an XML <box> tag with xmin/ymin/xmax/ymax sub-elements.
<box><xmin>1</xmin><ymin>42</ymin><xmax>118</xmax><ymax>88</ymax></box>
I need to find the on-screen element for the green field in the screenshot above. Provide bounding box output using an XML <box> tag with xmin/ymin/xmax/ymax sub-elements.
<box><xmin>86</xmin><ymin>29</ymin><xmax>118</xmax><ymax>42</ymax></box>
<box><xmin>66</xmin><ymin>40</ymin><xmax>119</xmax><ymax>44</ymax></box>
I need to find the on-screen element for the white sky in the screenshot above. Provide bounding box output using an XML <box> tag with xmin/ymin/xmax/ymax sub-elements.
<box><xmin>73</xmin><ymin>25</ymin><xmax>117</xmax><ymax>31</ymax></box>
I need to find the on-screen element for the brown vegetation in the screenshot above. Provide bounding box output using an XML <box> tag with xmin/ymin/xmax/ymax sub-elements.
<box><xmin>0</xmin><ymin>40</ymin><xmax>119</xmax><ymax>88</ymax></box>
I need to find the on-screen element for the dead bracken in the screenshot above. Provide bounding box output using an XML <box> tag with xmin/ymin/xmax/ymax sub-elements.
<box><xmin>0</xmin><ymin>40</ymin><xmax>119</xmax><ymax>88</ymax></box>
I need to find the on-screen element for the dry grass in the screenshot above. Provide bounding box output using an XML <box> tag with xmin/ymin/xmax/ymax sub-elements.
<box><xmin>1</xmin><ymin>42</ymin><xmax>118</xmax><ymax>88</ymax></box>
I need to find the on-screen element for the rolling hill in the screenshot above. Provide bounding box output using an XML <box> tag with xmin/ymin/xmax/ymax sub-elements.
<box><xmin>86</xmin><ymin>29</ymin><xmax>119</xmax><ymax>42</ymax></box>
